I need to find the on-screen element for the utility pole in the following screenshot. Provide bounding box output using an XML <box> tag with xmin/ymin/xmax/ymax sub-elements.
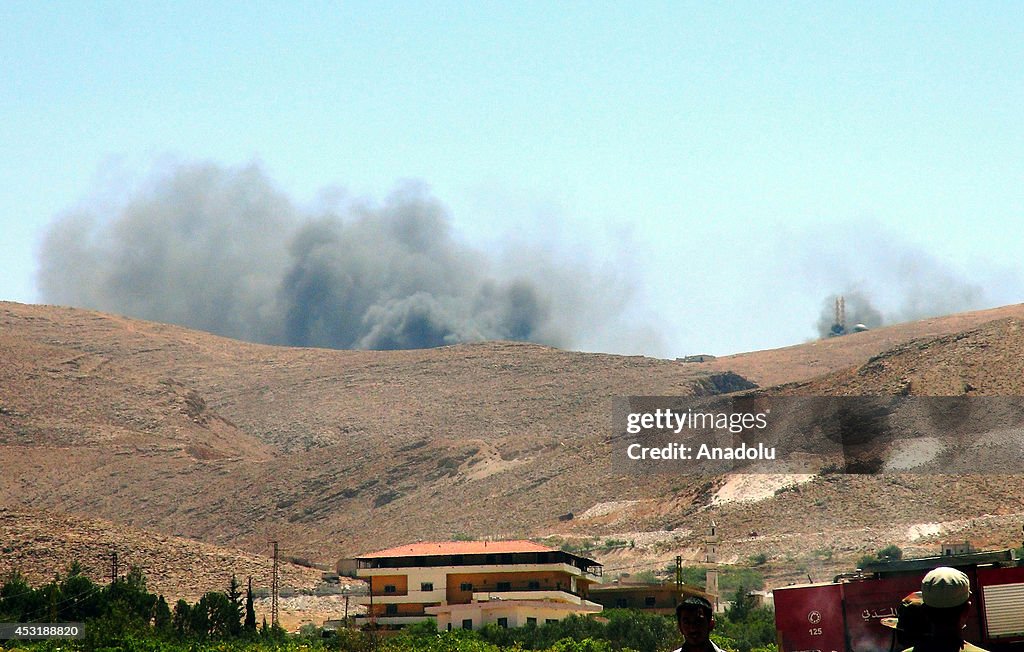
<box><xmin>110</xmin><ymin>549</ymin><xmax>119</xmax><ymax>584</ymax></box>
<box><xmin>675</xmin><ymin>556</ymin><xmax>682</xmax><ymax>591</ymax></box>
<box><xmin>270</xmin><ymin>541</ymin><xmax>279</xmax><ymax>628</ymax></box>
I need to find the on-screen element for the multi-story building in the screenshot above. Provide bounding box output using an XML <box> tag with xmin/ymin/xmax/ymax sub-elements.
<box><xmin>354</xmin><ymin>540</ymin><xmax>603</xmax><ymax>630</ymax></box>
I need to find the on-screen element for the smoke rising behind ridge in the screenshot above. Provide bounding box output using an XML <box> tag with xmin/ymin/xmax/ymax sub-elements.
<box><xmin>37</xmin><ymin>160</ymin><xmax>629</xmax><ymax>351</ymax></box>
<box><xmin>807</xmin><ymin>223</ymin><xmax>990</xmax><ymax>338</ymax></box>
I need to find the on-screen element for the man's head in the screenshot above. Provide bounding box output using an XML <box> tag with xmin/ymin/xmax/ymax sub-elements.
<box><xmin>920</xmin><ymin>567</ymin><xmax>971</xmax><ymax>632</ymax></box>
<box><xmin>921</xmin><ymin>567</ymin><xmax>970</xmax><ymax>608</ymax></box>
<box><xmin>676</xmin><ymin>596</ymin><xmax>715</xmax><ymax>647</ymax></box>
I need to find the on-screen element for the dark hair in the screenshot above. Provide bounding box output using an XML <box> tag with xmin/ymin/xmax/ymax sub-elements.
<box><xmin>676</xmin><ymin>598</ymin><xmax>713</xmax><ymax>623</ymax></box>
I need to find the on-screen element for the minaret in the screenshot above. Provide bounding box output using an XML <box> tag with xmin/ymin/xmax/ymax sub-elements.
<box><xmin>705</xmin><ymin>520</ymin><xmax>719</xmax><ymax>611</ymax></box>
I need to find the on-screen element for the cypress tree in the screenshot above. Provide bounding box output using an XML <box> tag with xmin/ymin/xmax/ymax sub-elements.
<box><xmin>244</xmin><ymin>576</ymin><xmax>257</xmax><ymax>633</ymax></box>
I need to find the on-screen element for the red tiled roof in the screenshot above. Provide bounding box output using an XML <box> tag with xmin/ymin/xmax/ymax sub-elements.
<box><xmin>357</xmin><ymin>540</ymin><xmax>560</xmax><ymax>559</ymax></box>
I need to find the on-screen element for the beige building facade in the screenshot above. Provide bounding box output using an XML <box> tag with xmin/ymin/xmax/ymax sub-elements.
<box><xmin>354</xmin><ymin>540</ymin><xmax>603</xmax><ymax>630</ymax></box>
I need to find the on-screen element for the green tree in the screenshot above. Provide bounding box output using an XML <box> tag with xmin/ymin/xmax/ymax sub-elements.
<box><xmin>726</xmin><ymin>585</ymin><xmax>757</xmax><ymax>622</ymax></box>
<box><xmin>226</xmin><ymin>574</ymin><xmax>244</xmax><ymax>636</ymax></box>
<box><xmin>172</xmin><ymin>598</ymin><xmax>191</xmax><ymax>637</ymax></box>
<box><xmin>547</xmin><ymin>638</ymin><xmax>615</xmax><ymax>652</ymax></box>
<box><xmin>153</xmin><ymin>595</ymin><xmax>172</xmax><ymax>633</ymax></box>
<box><xmin>0</xmin><ymin>570</ymin><xmax>43</xmax><ymax>621</ymax></box>
<box><xmin>877</xmin><ymin>544</ymin><xmax>903</xmax><ymax>561</ymax></box>
<box><xmin>189</xmin><ymin>595</ymin><xmax>210</xmax><ymax>638</ymax></box>
<box><xmin>105</xmin><ymin>566</ymin><xmax>157</xmax><ymax>623</ymax></box>
<box><xmin>716</xmin><ymin>606</ymin><xmax>777</xmax><ymax>652</ymax></box>
<box><xmin>193</xmin><ymin>590</ymin><xmax>240</xmax><ymax>638</ymax></box>
<box><xmin>59</xmin><ymin>571</ymin><xmax>101</xmax><ymax>621</ymax></box>
<box><xmin>603</xmin><ymin>608</ymin><xmax>677</xmax><ymax>652</ymax></box>
<box><xmin>859</xmin><ymin>544</ymin><xmax>904</xmax><ymax>568</ymax></box>
<box><xmin>244</xmin><ymin>576</ymin><xmax>257</xmax><ymax>634</ymax></box>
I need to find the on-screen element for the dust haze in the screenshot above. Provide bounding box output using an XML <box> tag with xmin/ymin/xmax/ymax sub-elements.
<box><xmin>37</xmin><ymin>160</ymin><xmax>650</xmax><ymax>352</ymax></box>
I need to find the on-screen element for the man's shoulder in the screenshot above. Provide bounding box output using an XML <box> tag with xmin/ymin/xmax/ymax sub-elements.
<box><xmin>671</xmin><ymin>642</ymin><xmax>730</xmax><ymax>652</ymax></box>
<box><xmin>902</xmin><ymin>644</ymin><xmax>989</xmax><ymax>652</ymax></box>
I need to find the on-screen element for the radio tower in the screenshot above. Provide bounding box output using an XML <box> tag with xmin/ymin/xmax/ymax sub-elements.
<box><xmin>830</xmin><ymin>296</ymin><xmax>847</xmax><ymax>337</ymax></box>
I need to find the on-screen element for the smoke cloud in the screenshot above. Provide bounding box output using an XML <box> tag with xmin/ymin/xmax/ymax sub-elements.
<box><xmin>815</xmin><ymin>290</ymin><xmax>884</xmax><ymax>337</ymax></box>
<box><xmin>807</xmin><ymin>223</ymin><xmax>989</xmax><ymax>338</ymax></box>
<box><xmin>37</xmin><ymin>160</ymin><xmax>629</xmax><ymax>351</ymax></box>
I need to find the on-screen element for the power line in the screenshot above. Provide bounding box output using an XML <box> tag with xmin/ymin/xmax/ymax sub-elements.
<box><xmin>18</xmin><ymin>582</ymin><xmax>106</xmax><ymax>622</ymax></box>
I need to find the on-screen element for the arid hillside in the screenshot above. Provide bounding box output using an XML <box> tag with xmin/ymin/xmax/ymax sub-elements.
<box><xmin>0</xmin><ymin>508</ymin><xmax>321</xmax><ymax>601</ymax></box>
<box><xmin>0</xmin><ymin>301</ymin><xmax>749</xmax><ymax>559</ymax></box>
<box><xmin>2</xmin><ymin>300</ymin><xmax>1024</xmax><ymax>595</ymax></box>
<box><xmin>695</xmin><ymin>303</ymin><xmax>1024</xmax><ymax>387</ymax></box>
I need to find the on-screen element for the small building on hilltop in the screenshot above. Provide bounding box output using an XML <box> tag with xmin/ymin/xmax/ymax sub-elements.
<box><xmin>354</xmin><ymin>540</ymin><xmax>603</xmax><ymax>630</ymax></box>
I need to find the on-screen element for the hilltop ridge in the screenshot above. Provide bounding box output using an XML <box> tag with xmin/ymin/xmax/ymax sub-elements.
<box><xmin>2</xmin><ymin>300</ymin><xmax>1024</xmax><ymax>596</ymax></box>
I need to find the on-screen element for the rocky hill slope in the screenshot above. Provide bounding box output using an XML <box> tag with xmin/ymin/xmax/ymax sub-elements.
<box><xmin>2</xmin><ymin>301</ymin><xmax>1024</xmax><ymax>595</ymax></box>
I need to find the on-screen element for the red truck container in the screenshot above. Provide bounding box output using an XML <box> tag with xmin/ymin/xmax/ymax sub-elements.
<box><xmin>774</xmin><ymin>551</ymin><xmax>1024</xmax><ymax>652</ymax></box>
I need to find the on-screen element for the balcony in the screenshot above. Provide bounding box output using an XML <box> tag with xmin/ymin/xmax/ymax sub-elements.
<box><xmin>353</xmin><ymin>615</ymin><xmax>430</xmax><ymax>627</ymax></box>
<box><xmin>471</xmin><ymin>589</ymin><xmax>585</xmax><ymax>605</ymax></box>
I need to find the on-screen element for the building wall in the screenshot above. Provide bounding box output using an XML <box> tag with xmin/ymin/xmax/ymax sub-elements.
<box><xmin>370</xmin><ymin>575</ymin><xmax>409</xmax><ymax>595</ymax></box>
<box><xmin>358</xmin><ymin>561</ymin><xmax>601</xmax><ymax>627</ymax></box>
<box><xmin>589</xmin><ymin>586</ymin><xmax>688</xmax><ymax>612</ymax></box>
<box><xmin>445</xmin><ymin>570</ymin><xmax>583</xmax><ymax>603</ymax></box>
<box><xmin>429</xmin><ymin>601</ymin><xmax>601</xmax><ymax>632</ymax></box>
<box><xmin>368</xmin><ymin>601</ymin><xmax>440</xmax><ymax>617</ymax></box>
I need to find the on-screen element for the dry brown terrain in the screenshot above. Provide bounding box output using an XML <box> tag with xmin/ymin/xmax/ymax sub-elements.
<box><xmin>0</xmin><ymin>507</ymin><xmax>324</xmax><ymax>603</ymax></box>
<box><xmin>696</xmin><ymin>303</ymin><xmax>1024</xmax><ymax>387</ymax></box>
<box><xmin>2</xmin><ymin>300</ymin><xmax>1024</xmax><ymax>606</ymax></box>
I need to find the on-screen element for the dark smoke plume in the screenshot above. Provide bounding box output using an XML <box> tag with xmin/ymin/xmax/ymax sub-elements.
<box><xmin>808</xmin><ymin>223</ymin><xmax>988</xmax><ymax>338</ymax></box>
<box><xmin>37</xmin><ymin>160</ymin><xmax>622</xmax><ymax>351</ymax></box>
<box><xmin>815</xmin><ymin>290</ymin><xmax>884</xmax><ymax>337</ymax></box>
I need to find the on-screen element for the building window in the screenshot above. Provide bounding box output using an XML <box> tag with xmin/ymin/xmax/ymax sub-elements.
<box><xmin>384</xmin><ymin>585</ymin><xmax>396</xmax><ymax>593</ymax></box>
<box><xmin>528</xmin><ymin>581</ymin><xmax>540</xmax><ymax>590</ymax></box>
<box><xmin>447</xmin><ymin>624</ymin><xmax>452</xmax><ymax>632</ymax></box>
<box><xmin>460</xmin><ymin>583</ymin><xmax>473</xmax><ymax>592</ymax></box>
<box><xmin>527</xmin><ymin>618</ymin><xmax>537</xmax><ymax>626</ymax></box>
<box><xmin>497</xmin><ymin>582</ymin><xmax>511</xmax><ymax>591</ymax></box>
<box><xmin>385</xmin><ymin>605</ymin><xmax>397</xmax><ymax>616</ymax></box>
<box><xmin>546</xmin><ymin>619</ymin><xmax>558</xmax><ymax>625</ymax></box>
<box><xmin>615</xmin><ymin>598</ymin><xmax>628</xmax><ymax>608</ymax></box>
<box><xmin>421</xmin><ymin>582</ymin><xmax>434</xmax><ymax>592</ymax></box>
<box><xmin>645</xmin><ymin>596</ymin><xmax>656</xmax><ymax>607</ymax></box>
<box><xmin>462</xmin><ymin>619</ymin><xmax>473</xmax><ymax>630</ymax></box>
<box><xmin>497</xmin><ymin>617</ymin><xmax>508</xmax><ymax>628</ymax></box>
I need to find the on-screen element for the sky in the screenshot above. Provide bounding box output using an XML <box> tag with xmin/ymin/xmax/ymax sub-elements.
<box><xmin>2</xmin><ymin>2</ymin><xmax>1023</xmax><ymax>357</ymax></box>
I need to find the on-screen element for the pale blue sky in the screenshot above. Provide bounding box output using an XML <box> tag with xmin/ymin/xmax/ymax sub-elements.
<box><xmin>2</xmin><ymin>2</ymin><xmax>1023</xmax><ymax>356</ymax></box>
